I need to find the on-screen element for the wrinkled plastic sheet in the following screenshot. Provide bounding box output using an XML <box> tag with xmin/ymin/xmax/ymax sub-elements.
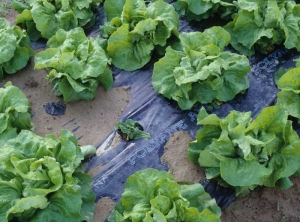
<box><xmin>30</xmin><ymin>1</ymin><xmax>300</xmax><ymax>218</ymax></box>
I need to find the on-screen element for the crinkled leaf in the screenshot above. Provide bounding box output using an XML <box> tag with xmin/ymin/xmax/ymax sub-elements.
<box><xmin>275</xmin><ymin>66</ymin><xmax>300</xmax><ymax>118</ymax></box>
<box><xmin>0</xmin><ymin>19</ymin><xmax>33</xmax><ymax>77</ymax></box>
<box><xmin>188</xmin><ymin>106</ymin><xmax>300</xmax><ymax>195</ymax></box>
<box><xmin>152</xmin><ymin>27</ymin><xmax>250</xmax><ymax>110</ymax></box>
<box><xmin>0</xmin><ymin>82</ymin><xmax>32</xmax><ymax>141</ymax></box>
<box><xmin>0</xmin><ymin>130</ymin><xmax>96</xmax><ymax>222</ymax></box>
<box><xmin>103</xmin><ymin>0</ymin><xmax>179</xmax><ymax>71</ymax></box>
<box><xmin>224</xmin><ymin>0</ymin><xmax>300</xmax><ymax>55</ymax></box>
<box><xmin>104</xmin><ymin>0</ymin><xmax>126</xmax><ymax>21</ymax></box>
<box><xmin>181</xmin><ymin>183</ymin><xmax>221</xmax><ymax>217</ymax></box>
<box><xmin>35</xmin><ymin>28</ymin><xmax>113</xmax><ymax>102</ymax></box>
<box><xmin>107</xmin><ymin>24</ymin><xmax>154</xmax><ymax>71</ymax></box>
<box><xmin>174</xmin><ymin>0</ymin><xmax>237</xmax><ymax>21</ymax></box>
<box><xmin>14</xmin><ymin>0</ymin><xmax>102</xmax><ymax>40</ymax></box>
<box><xmin>0</xmin><ymin>19</ymin><xmax>16</xmax><ymax>64</ymax></box>
<box><xmin>116</xmin><ymin>119</ymin><xmax>150</xmax><ymax>140</ymax></box>
<box><xmin>109</xmin><ymin>168</ymin><xmax>221</xmax><ymax>221</ymax></box>
<box><xmin>146</xmin><ymin>0</ymin><xmax>179</xmax><ymax>46</ymax></box>
<box><xmin>122</xmin><ymin>0</ymin><xmax>147</xmax><ymax>25</ymax></box>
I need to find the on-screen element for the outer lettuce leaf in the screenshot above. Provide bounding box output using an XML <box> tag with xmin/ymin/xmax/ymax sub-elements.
<box><xmin>0</xmin><ymin>19</ymin><xmax>17</xmax><ymax>64</ymax></box>
<box><xmin>0</xmin><ymin>18</ymin><xmax>34</xmax><ymax>79</ymax></box>
<box><xmin>104</xmin><ymin>0</ymin><xmax>126</xmax><ymax>21</ymax></box>
<box><xmin>34</xmin><ymin>27</ymin><xmax>113</xmax><ymax>102</ymax></box>
<box><xmin>107</xmin><ymin>23</ymin><xmax>154</xmax><ymax>71</ymax></box>
<box><xmin>174</xmin><ymin>0</ymin><xmax>237</xmax><ymax>21</ymax></box>
<box><xmin>224</xmin><ymin>0</ymin><xmax>300</xmax><ymax>56</ymax></box>
<box><xmin>108</xmin><ymin>168</ymin><xmax>221</xmax><ymax>221</ymax></box>
<box><xmin>13</xmin><ymin>0</ymin><xmax>102</xmax><ymax>40</ymax></box>
<box><xmin>0</xmin><ymin>130</ymin><xmax>96</xmax><ymax>222</ymax></box>
<box><xmin>14</xmin><ymin>8</ymin><xmax>42</xmax><ymax>41</ymax></box>
<box><xmin>0</xmin><ymin>82</ymin><xmax>33</xmax><ymax>146</ymax></box>
<box><xmin>101</xmin><ymin>0</ymin><xmax>179</xmax><ymax>71</ymax></box>
<box><xmin>152</xmin><ymin>26</ymin><xmax>250</xmax><ymax>110</ymax></box>
<box><xmin>146</xmin><ymin>0</ymin><xmax>179</xmax><ymax>46</ymax></box>
<box><xmin>275</xmin><ymin>60</ymin><xmax>300</xmax><ymax>119</ymax></box>
<box><xmin>188</xmin><ymin>106</ymin><xmax>300</xmax><ymax>196</ymax></box>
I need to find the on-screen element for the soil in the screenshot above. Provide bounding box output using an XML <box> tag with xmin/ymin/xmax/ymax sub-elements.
<box><xmin>221</xmin><ymin>177</ymin><xmax>300</xmax><ymax>222</ymax></box>
<box><xmin>2</xmin><ymin>7</ymin><xmax>300</xmax><ymax>222</ymax></box>
<box><xmin>1</xmin><ymin>57</ymin><xmax>130</xmax><ymax>147</ymax></box>
<box><xmin>1</xmin><ymin>9</ymin><xmax>17</xmax><ymax>25</ymax></box>
<box><xmin>161</xmin><ymin>131</ymin><xmax>205</xmax><ymax>183</ymax></box>
<box><xmin>93</xmin><ymin>197</ymin><xmax>115</xmax><ymax>222</ymax></box>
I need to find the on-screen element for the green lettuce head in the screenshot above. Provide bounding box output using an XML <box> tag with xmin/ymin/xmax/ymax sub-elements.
<box><xmin>0</xmin><ymin>130</ymin><xmax>96</xmax><ymax>222</ymax></box>
<box><xmin>0</xmin><ymin>18</ymin><xmax>34</xmax><ymax>79</ymax></box>
<box><xmin>188</xmin><ymin>106</ymin><xmax>300</xmax><ymax>196</ymax></box>
<box><xmin>13</xmin><ymin>0</ymin><xmax>102</xmax><ymax>40</ymax></box>
<box><xmin>152</xmin><ymin>26</ymin><xmax>250</xmax><ymax>110</ymax></box>
<box><xmin>34</xmin><ymin>27</ymin><xmax>113</xmax><ymax>103</ymax></box>
<box><xmin>0</xmin><ymin>82</ymin><xmax>33</xmax><ymax>146</ymax></box>
<box><xmin>99</xmin><ymin>0</ymin><xmax>179</xmax><ymax>71</ymax></box>
<box><xmin>108</xmin><ymin>168</ymin><xmax>221</xmax><ymax>221</ymax></box>
<box><xmin>224</xmin><ymin>0</ymin><xmax>300</xmax><ymax>56</ymax></box>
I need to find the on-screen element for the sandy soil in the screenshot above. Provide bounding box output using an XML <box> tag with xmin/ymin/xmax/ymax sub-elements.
<box><xmin>161</xmin><ymin>131</ymin><xmax>205</xmax><ymax>183</ymax></box>
<box><xmin>221</xmin><ymin>177</ymin><xmax>300</xmax><ymax>222</ymax></box>
<box><xmin>1</xmin><ymin>57</ymin><xmax>130</xmax><ymax>148</ymax></box>
<box><xmin>93</xmin><ymin>197</ymin><xmax>115</xmax><ymax>222</ymax></box>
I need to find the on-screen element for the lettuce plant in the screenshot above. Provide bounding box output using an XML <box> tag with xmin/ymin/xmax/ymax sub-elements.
<box><xmin>275</xmin><ymin>58</ymin><xmax>300</xmax><ymax>119</ymax></box>
<box><xmin>174</xmin><ymin>0</ymin><xmax>237</xmax><ymax>21</ymax></box>
<box><xmin>13</xmin><ymin>0</ymin><xmax>102</xmax><ymax>40</ymax></box>
<box><xmin>0</xmin><ymin>18</ymin><xmax>34</xmax><ymax>79</ymax></box>
<box><xmin>188</xmin><ymin>106</ymin><xmax>300</xmax><ymax>196</ymax></box>
<box><xmin>99</xmin><ymin>0</ymin><xmax>179</xmax><ymax>71</ymax></box>
<box><xmin>108</xmin><ymin>168</ymin><xmax>221</xmax><ymax>221</ymax></box>
<box><xmin>0</xmin><ymin>82</ymin><xmax>33</xmax><ymax>146</ymax></box>
<box><xmin>116</xmin><ymin>119</ymin><xmax>151</xmax><ymax>141</ymax></box>
<box><xmin>0</xmin><ymin>129</ymin><xmax>96</xmax><ymax>222</ymax></box>
<box><xmin>152</xmin><ymin>26</ymin><xmax>250</xmax><ymax>110</ymax></box>
<box><xmin>224</xmin><ymin>0</ymin><xmax>300</xmax><ymax>56</ymax></box>
<box><xmin>34</xmin><ymin>27</ymin><xmax>113</xmax><ymax>103</ymax></box>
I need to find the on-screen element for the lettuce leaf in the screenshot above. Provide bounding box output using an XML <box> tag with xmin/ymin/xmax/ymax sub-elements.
<box><xmin>275</xmin><ymin>58</ymin><xmax>300</xmax><ymax>119</ymax></box>
<box><xmin>224</xmin><ymin>0</ymin><xmax>300</xmax><ymax>56</ymax></box>
<box><xmin>0</xmin><ymin>130</ymin><xmax>96</xmax><ymax>222</ymax></box>
<box><xmin>174</xmin><ymin>0</ymin><xmax>237</xmax><ymax>21</ymax></box>
<box><xmin>0</xmin><ymin>18</ymin><xmax>34</xmax><ymax>79</ymax></box>
<box><xmin>152</xmin><ymin>26</ymin><xmax>250</xmax><ymax>110</ymax></box>
<box><xmin>0</xmin><ymin>82</ymin><xmax>33</xmax><ymax>146</ymax></box>
<box><xmin>188</xmin><ymin>106</ymin><xmax>300</xmax><ymax>196</ymax></box>
<box><xmin>13</xmin><ymin>0</ymin><xmax>102</xmax><ymax>40</ymax></box>
<box><xmin>34</xmin><ymin>27</ymin><xmax>113</xmax><ymax>103</ymax></box>
<box><xmin>100</xmin><ymin>0</ymin><xmax>179</xmax><ymax>71</ymax></box>
<box><xmin>108</xmin><ymin>168</ymin><xmax>221</xmax><ymax>221</ymax></box>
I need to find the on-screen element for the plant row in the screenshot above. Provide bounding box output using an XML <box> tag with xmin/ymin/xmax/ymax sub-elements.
<box><xmin>1</xmin><ymin>0</ymin><xmax>299</xmax><ymax>108</ymax></box>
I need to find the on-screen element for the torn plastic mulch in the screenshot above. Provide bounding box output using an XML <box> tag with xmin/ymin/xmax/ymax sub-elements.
<box><xmin>30</xmin><ymin>1</ymin><xmax>300</xmax><ymax>216</ymax></box>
